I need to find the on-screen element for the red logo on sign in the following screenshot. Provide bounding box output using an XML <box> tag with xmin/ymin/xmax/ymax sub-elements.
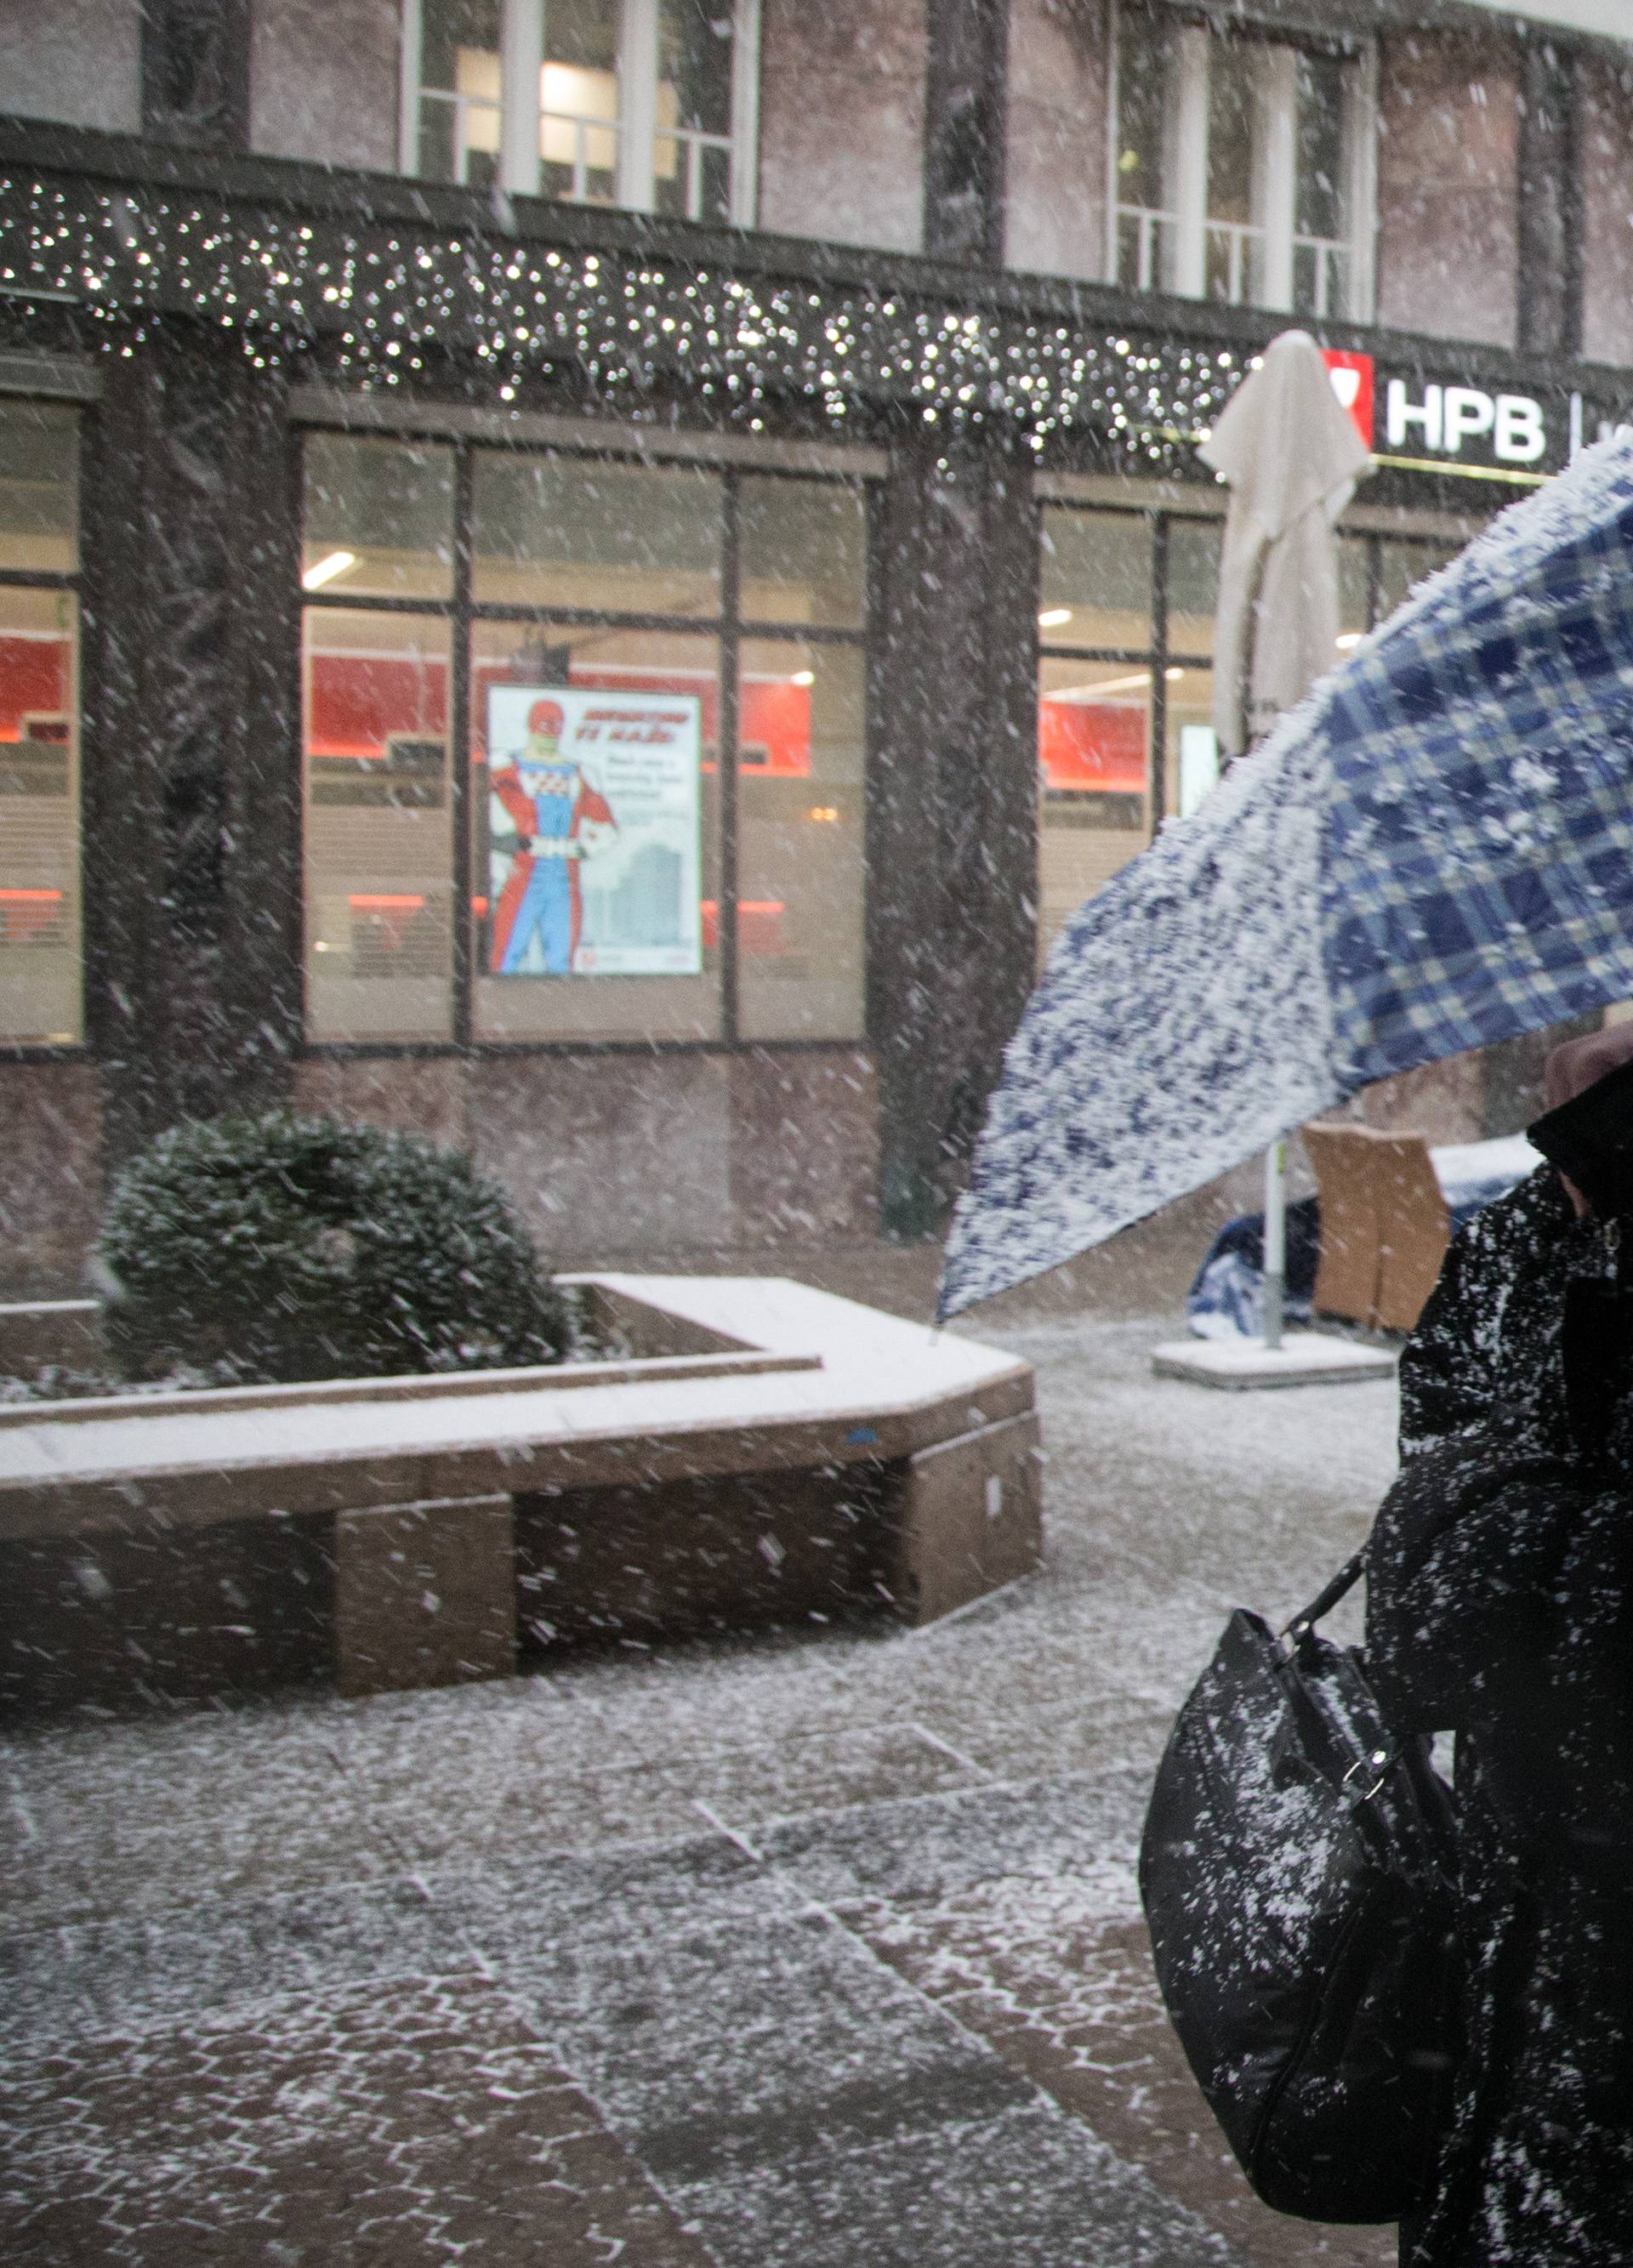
<box><xmin>1321</xmin><ymin>350</ymin><xmax>1374</xmax><ymax>449</ymax></box>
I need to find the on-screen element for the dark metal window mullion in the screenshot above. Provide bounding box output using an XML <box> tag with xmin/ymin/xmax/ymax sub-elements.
<box><xmin>1365</xmin><ymin>532</ymin><xmax>1383</xmax><ymax>634</ymax></box>
<box><xmin>1150</xmin><ymin>511</ymin><xmax>1169</xmax><ymax>832</ymax></box>
<box><xmin>449</xmin><ymin>446</ymin><xmax>475</xmax><ymax>1047</ymax></box>
<box><xmin>720</xmin><ymin>471</ymin><xmax>741</xmax><ymax>1044</ymax></box>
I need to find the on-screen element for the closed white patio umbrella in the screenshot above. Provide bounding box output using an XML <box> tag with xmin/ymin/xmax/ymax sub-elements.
<box><xmin>1199</xmin><ymin>330</ymin><xmax>1373</xmax><ymax>1348</ymax></box>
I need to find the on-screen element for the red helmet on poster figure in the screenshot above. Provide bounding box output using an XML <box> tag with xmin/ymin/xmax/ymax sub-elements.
<box><xmin>527</xmin><ymin>697</ymin><xmax>566</xmax><ymax>742</ymax></box>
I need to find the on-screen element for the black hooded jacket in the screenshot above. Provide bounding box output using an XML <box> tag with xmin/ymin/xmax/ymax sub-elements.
<box><xmin>1367</xmin><ymin>1166</ymin><xmax>1633</xmax><ymax>2265</ymax></box>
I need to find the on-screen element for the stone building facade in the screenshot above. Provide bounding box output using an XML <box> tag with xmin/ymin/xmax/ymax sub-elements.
<box><xmin>0</xmin><ymin>0</ymin><xmax>1629</xmax><ymax>1285</ymax></box>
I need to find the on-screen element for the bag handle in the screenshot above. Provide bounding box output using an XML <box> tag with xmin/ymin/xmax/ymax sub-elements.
<box><xmin>1282</xmin><ymin>1545</ymin><xmax>1368</xmax><ymax>1648</ymax></box>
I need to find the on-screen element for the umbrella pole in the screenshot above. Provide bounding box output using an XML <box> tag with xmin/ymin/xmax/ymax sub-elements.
<box><xmin>1263</xmin><ymin>1140</ymin><xmax>1286</xmax><ymax>1350</ymax></box>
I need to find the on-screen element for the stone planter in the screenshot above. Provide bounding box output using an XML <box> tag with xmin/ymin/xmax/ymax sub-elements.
<box><xmin>0</xmin><ymin>1278</ymin><xmax>1043</xmax><ymax>1712</ymax></box>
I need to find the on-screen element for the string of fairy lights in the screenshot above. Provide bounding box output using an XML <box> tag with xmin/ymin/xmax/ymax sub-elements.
<box><xmin>0</xmin><ymin>171</ymin><xmax>1246</xmax><ymax>463</ymax></box>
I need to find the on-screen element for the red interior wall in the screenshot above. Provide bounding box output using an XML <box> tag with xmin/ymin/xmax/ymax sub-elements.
<box><xmin>1038</xmin><ymin>700</ymin><xmax>1147</xmax><ymax>793</ymax></box>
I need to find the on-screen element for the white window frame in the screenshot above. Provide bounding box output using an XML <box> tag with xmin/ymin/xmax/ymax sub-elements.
<box><xmin>1106</xmin><ymin>9</ymin><xmax>1376</xmax><ymax>323</ymax></box>
<box><xmin>400</xmin><ymin>0</ymin><xmax>760</xmax><ymax>226</ymax></box>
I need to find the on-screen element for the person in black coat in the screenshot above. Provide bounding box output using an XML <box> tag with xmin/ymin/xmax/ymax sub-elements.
<box><xmin>1368</xmin><ymin>1022</ymin><xmax>1633</xmax><ymax>2267</ymax></box>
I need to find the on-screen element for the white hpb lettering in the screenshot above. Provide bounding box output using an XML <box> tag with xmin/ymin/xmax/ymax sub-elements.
<box><xmin>1494</xmin><ymin>395</ymin><xmax>1546</xmax><ymax>463</ymax></box>
<box><xmin>1385</xmin><ymin>379</ymin><xmax>1442</xmax><ymax>452</ymax></box>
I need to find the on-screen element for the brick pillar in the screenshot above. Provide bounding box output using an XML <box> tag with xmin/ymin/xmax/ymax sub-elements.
<box><xmin>923</xmin><ymin>0</ymin><xmax>1010</xmax><ymax>266</ymax></box>
<box><xmin>82</xmin><ymin>322</ymin><xmax>302</xmax><ymax>1162</ymax></box>
<box><xmin>1516</xmin><ymin>34</ymin><xmax>1583</xmax><ymax>361</ymax></box>
<box><xmin>872</xmin><ymin>432</ymin><xmax>1040</xmax><ymax>1238</ymax></box>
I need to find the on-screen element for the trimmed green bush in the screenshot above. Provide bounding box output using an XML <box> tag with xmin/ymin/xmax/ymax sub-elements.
<box><xmin>96</xmin><ymin>1111</ymin><xmax>566</xmax><ymax>1384</ymax></box>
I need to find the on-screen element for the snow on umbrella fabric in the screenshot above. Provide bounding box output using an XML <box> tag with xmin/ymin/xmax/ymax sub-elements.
<box><xmin>940</xmin><ymin>433</ymin><xmax>1633</xmax><ymax>1318</ymax></box>
<box><xmin>1201</xmin><ymin>329</ymin><xmax>1373</xmax><ymax>758</ymax></box>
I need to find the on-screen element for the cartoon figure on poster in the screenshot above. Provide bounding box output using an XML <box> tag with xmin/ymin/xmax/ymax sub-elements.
<box><xmin>486</xmin><ymin>684</ymin><xmax>703</xmax><ymax>977</ymax></box>
<box><xmin>487</xmin><ymin>696</ymin><xmax>617</xmax><ymax>975</ymax></box>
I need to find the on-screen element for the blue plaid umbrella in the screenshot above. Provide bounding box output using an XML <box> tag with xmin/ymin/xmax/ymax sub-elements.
<box><xmin>941</xmin><ymin>435</ymin><xmax>1633</xmax><ymax>1318</ymax></box>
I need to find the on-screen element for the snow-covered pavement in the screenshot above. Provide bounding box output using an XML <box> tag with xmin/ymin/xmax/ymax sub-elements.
<box><xmin>0</xmin><ymin>1235</ymin><xmax>1403</xmax><ymax>2267</ymax></box>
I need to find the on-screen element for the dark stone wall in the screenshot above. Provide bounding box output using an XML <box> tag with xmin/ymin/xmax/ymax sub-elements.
<box><xmin>1375</xmin><ymin>26</ymin><xmax>1521</xmax><ymax>350</ymax></box>
<box><xmin>872</xmin><ymin>435</ymin><xmax>1039</xmax><ymax>1237</ymax></box>
<box><xmin>83</xmin><ymin>325</ymin><xmax>302</xmax><ymax>1162</ymax></box>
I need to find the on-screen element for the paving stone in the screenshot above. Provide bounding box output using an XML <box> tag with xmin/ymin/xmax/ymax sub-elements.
<box><xmin>757</xmin><ymin>1765</ymin><xmax>1153</xmax><ymax>1908</ymax></box>
<box><xmin>1</xmin><ymin>1708</ymin><xmax>383</xmax><ymax>1930</ymax></box>
<box><xmin>0</xmin><ymin>1974</ymin><xmax>714</xmax><ymax>2268</ymax></box>
<box><xmin>0</xmin><ymin>1876</ymin><xmax>475</xmax><ymax>2057</ymax></box>
<box><xmin>853</xmin><ymin>1873</ymin><xmax>1396</xmax><ymax>2268</ymax></box>
<box><xmin>358</xmin><ymin>1720</ymin><xmax>982</xmax><ymax>1867</ymax></box>
<box><xmin>670</xmin><ymin>2098</ymin><xmax>1249</xmax><ymax>2268</ymax></box>
<box><xmin>490</xmin><ymin>1902</ymin><xmax>1031</xmax><ymax>2182</ymax></box>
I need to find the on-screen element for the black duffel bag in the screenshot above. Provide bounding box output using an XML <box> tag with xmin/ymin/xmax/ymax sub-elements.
<box><xmin>1139</xmin><ymin>1549</ymin><xmax>1463</xmax><ymax>2225</ymax></box>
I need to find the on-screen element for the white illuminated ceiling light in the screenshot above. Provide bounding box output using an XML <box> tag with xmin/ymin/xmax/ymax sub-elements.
<box><xmin>1038</xmin><ymin>607</ymin><xmax>1073</xmax><ymax>628</ymax></box>
<box><xmin>303</xmin><ymin>549</ymin><xmax>358</xmax><ymax>592</ymax></box>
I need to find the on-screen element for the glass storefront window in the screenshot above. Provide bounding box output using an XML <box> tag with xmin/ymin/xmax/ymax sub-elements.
<box><xmin>1039</xmin><ymin>508</ymin><xmax>1152</xmax><ymax>649</ymax></box>
<box><xmin>469</xmin><ymin>621</ymin><xmax>722</xmax><ymax>1043</ymax></box>
<box><xmin>1167</xmin><ymin>518</ymin><xmax>1222</xmax><ymax>657</ymax></box>
<box><xmin>1164</xmin><ymin>666</ymin><xmax>1218</xmax><ymax>821</ymax></box>
<box><xmin>0</xmin><ymin>587</ymin><xmax>79</xmax><ymax>1044</ymax></box>
<box><xmin>737</xmin><ymin>639</ymin><xmax>865</xmax><ymax>1042</ymax></box>
<box><xmin>471</xmin><ymin>452</ymin><xmax>723</xmax><ymax>616</ymax></box>
<box><xmin>1037</xmin><ymin>653</ymin><xmax>1151</xmax><ymax>964</ymax></box>
<box><xmin>300</xmin><ymin>431</ymin><xmax>869</xmax><ymax>1051</ymax></box>
<box><xmin>1376</xmin><ymin>538</ymin><xmax>1461</xmax><ymax>623</ymax></box>
<box><xmin>0</xmin><ymin>401</ymin><xmax>78</xmax><ymax>575</ymax></box>
<box><xmin>303</xmin><ymin>435</ymin><xmax>455</xmax><ymax>602</ymax></box>
<box><xmin>303</xmin><ymin>609</ymin><xmax>452</xmax><ymax>1042</ymax></box>
<box><xmin>739</xmin><ymin>477</ymin><xmax>868</xmax><ymax>629</ymax></box>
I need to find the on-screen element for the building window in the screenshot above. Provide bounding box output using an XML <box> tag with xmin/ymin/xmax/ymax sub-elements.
<box><xmin>0</xmin><ymin>401</ymin><xmax>81</xmax><ymax>1047</ymax></box>
<box><xmin>1109</xmin><ymin>8</ymin><xmax>1375</xmax><ymax>320</ymax></box>
<box><xmin>1035</xmin><ymin>502</ymin><xmax>1454</xmax><ymax>964</ymax></box>
<box><xmin>401</xmin><ymin>0</ymin><xmax>760</xmax><ymax>225</ymax></box>
<box><xmin>300</xmin><ymin>430</ymin><xmax>871</xmax><ymax>1048</ymax></box>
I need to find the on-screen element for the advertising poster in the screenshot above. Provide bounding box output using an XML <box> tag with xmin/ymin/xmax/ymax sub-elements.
<box><xmin>485</xmin><ymin>684</ymin><xmax>703</xmax><ymax>977</ymax></box>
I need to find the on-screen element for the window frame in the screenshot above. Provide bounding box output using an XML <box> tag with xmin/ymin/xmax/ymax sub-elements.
<box><xmin>1106</xmin><ymin>4</ymin><xmax>1377</xmax><ymax>321</ymax></box>
<box><xmin>399</xmin><ymin>0</ymin><xmax>762</xmax><ymax>226</ymax></box>
<box><xmin>298</xmin><ymin>428</ymin><xmax>877</xmax><ymax>1057</ymax></box>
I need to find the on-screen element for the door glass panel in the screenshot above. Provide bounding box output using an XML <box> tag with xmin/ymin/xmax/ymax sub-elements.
<box><xmin>737</xmin><ymin>639</ymin><xmax>865</xmax><ymax>1043</ymax></box>
<box><xmin>303</xmin><ymin>610</ymin><xmax>452</xmax><ymax>1041</ymax></box>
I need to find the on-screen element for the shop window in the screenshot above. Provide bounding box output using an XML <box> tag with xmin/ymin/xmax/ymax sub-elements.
<box><xmin>1111</xmin><ymin>7</ymin><xmax>1374</xmax><ymax>320</ymax></box>
<box><xmin>471</xmin><ymin>452</ymin><xmax>722</xmax><ymax>614</ymax></box>
<box><xmin>300</xmin><ymin>429</ymin><xmax>872</xmax><ymax>1050</ymax></box>
<box><xmin>403</xmin><ymin>0</ymin><xmax>760</xmax><ymax>226</ymax></box>
<box><xmin>0</xmin><ymin>402</ymin><xmax>81</xmax><ymax>1046</ymax></box>
<box><xmin>737</xmin><ymin>638</ymin><xmax>865</xmax><ymax>1042</ymax></box>
<box><xmin>303</xmin><ymin>435</ymin><xmax>455</xmax><ymax>602</ymax></box>
<box><xmin>302</xmin><ymin>611</ymin><xmax>454</xmax><ymax>1043</ymax></box>
<box><xmin>739</xmin><ymin>476</ymin><xmax>867</xmax><ymax>630</ymax></box>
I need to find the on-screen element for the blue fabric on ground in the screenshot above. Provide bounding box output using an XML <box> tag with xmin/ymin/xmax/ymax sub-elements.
<box><xmin>1186</xmin><ymin>1197</ymin><xmax>1493</xmax><ymax>1339</ymax></box>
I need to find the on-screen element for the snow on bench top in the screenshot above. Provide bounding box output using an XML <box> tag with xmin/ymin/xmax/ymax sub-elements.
<box><xmin>0</xmin><ymin>1277</ymin><xmax>1027</xmax><ymax>1495</ymax></box>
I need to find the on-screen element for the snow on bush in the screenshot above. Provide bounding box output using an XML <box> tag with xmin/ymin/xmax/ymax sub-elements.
<box><xmin>96</xmin><ymin>1112</ymin><xmax>566</xmax><ymax>1384</ymax></box>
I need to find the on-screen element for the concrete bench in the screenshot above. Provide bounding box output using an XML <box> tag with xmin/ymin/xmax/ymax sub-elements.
<box><xmin>0</xmin><ymin>1277</ymin><xmax>1042</xmax><ymax>1708</ymax></box>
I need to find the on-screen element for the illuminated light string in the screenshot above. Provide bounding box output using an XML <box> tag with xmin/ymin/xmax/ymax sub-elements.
<box><xmin>0</xmin><ymin>173</ymin><xmax>1240</xmax><ymax>458</ymax></box>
